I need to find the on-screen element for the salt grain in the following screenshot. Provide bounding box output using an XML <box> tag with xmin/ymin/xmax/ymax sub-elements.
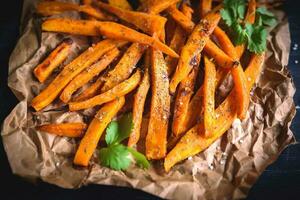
<box><xmin>188</xmin><ymin>156</ymin><xmax>193</xmax><ymax>160</ymax></box>
<box><xmin>239</xmin><ymin>139</ymin><xmax>244</xmax><ymax>144</ymax></box>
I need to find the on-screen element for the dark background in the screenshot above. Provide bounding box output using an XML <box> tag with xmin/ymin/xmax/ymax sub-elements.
<box><xmin>1</xmin><ymin>1</ymin><xmax>300</xmax><ymax>199</ymax></box>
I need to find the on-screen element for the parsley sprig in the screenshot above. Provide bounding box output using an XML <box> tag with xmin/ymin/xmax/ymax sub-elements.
<box><xmin>99</xmin><ymin>113</ymin><xmax>150</xmax><ymax>171</ymax></box>
<box><xmin>220</xmin><ymin>0</ymin><xmax>277</xmax><ymax>54</ymax></box>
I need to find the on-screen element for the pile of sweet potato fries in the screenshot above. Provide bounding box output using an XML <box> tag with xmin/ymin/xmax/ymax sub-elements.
<box><xmin>33</xmin><ymin>0</ymin><xmax>265</xmax><ymax>172</ymax></box>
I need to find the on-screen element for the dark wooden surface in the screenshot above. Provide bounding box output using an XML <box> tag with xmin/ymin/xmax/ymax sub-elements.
<box><xmin>1</xmin><ymin>1</ymin><xmax>299</xmax><ymax>199</ymax></box>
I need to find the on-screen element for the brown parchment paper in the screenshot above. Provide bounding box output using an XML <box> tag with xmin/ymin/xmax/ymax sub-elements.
<box><xmin>1</xmin><ymin>0</ymin><xmax>296</xmax><ymax>199</ymax></box>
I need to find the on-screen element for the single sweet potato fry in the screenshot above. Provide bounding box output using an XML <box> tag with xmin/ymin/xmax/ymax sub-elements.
<box><xmin>36</xmin><ymin>123</ymin><xmax>87</xmax><ymax>138</ymax></box>
<box><xmin>42</xmin><ymin>18</ymin><xmax>178</xmax><ymax>57</ymax></box>
<box><xmin>172</xmin><ymin>65</ymin><xmax>199</xmax><ymax>136</ymax></box>
<box><xmin>73</xmin><ymin>77</ymin><xmax>103</xmax><ymax>102</ymax></box>
<box><xmin>74</xmin><ymin>97</ymin><xmax>125</xmax><ymax>166</ymax></box>
<box><xmin>97</xmin><ymin>22</ymin><xmax>178</xmax><ymax>58</ymax></box>
<box><xmin>98</xmin><ymin>2</ymin><xmax>167</xmax><ymax>36</ymax></box>
<box><xmin>69</xmin><ymin>70</ymin><xmax>141</xmax><ymax>111</ymax></box>
<box><xmin>108</xmin><ymin>0</ymin><xmax>133</xmax><ymax>10</ymax></box>
<box><xmin>213</xmin><ymin>26</ymin><xmax>237</xmax><ymax>59</ymax></box>
<box><xmin>166</xmin><ymin>4</ymin><xmax>195</xmax><ymax>33</ymax></box>
<box><xmin>31</xmin><ymin>39</ymin><xmax>122</xmax><ymax>111</ymax></box>
<box><xmin>204</xmin><ymin>39</ymin><xmax>237</xmax><ymax>69</ymax></box>
<box><xmin>37</xmin><ymin>1</ymin><xmax>111</xmax><ymax>20</ymax></box>
<box><xmin>34</xmin><ymin>39</ymin><xmax>72</xmax><ymax>83</ymax></box>
<box><xmin>169</xmin><ymin>11</ymin><xmax>220</xmax><ymax>94</ymax></box>
<box><xmin>146</xmin><ymin>48</ymin><xmax>171</xmax><ymax>159</ymax></box>
<box><xmin>128</xmin><ymin>67</ymin><xmax>150</xmax><ymax>147</ymax></box>
<box><xmin>202</xmin><ymin>56</ymin><xmax>216</xmax><ymax>138</ymax></box>
<box><xmin>164</xmin><ymin>53</ymin><xmax>265</xmax><ymax>172</ymax></box>
<box><xmin>101</xmin><ymin>43</ymin><xmax>147</xmax><ymax>92</ymax></box>
<box><xmin>60</xmin><ymin>48</ymin><xmax>120</xmax><ymax>103</ymax></box>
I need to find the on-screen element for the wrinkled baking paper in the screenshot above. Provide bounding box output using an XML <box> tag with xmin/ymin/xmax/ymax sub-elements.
<box><xmin>1</xmin><ymin>0</ymin><xmax>296</xmax><ymax>199</ymax></box>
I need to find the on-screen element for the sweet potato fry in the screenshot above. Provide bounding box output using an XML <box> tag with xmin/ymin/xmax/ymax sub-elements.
<box><xmin>69</xmin><ymin>70</ymin><xmax>141</xmax><ymax>111</ymax></box>
<box><xmin>101</xmin><ymin>43</ymin><xmax>147</xmax><ymax>92</ymax></box>
<box><xmin>204</xmin><ymin>39</ymin><xmax>237</xmax><ymax>69</ymax></box>
<box><xmin>42</xmin><ymin>18</ymin><xmax>178</xmax><ymax>57</ymax></box>
<box><xmin>170</xmin><ymin>12</ymin><xmax>220</xmax><ymax>94</ymax></box>
<box><xmin>37</xmin><ymin>1</ymin><xmax>111</xmax><ymax>21</ymax></box>
<box><xmin>34</xmin><ymin>39</ymin><xmax>72</xmax><ymax>83</ymax></box>
<box><xmin>202</xmin><ymin>56</ymin><xmax>216</xmax><ymax>137</ymax></box>
<box><xmin>128</xmin><ymin>68</ymin><xmax>150</xmax><ymax>147</ymax></box>
<box><xmin>166</xmin><ymin>5</ymin><xmax>195</xmax><ymax>33</ymax></box>
<box><xmin>164</xmin><ymin>53</ymin><xmax>265</xmax><ymax>172</ymax></box>
<box><xmin>97</xmin><ymin>22</ymin><xmax>178</xmax><ymax>58</ymax></box>
<box><xmin>165</xmin><ymin>2</ymin><xmax>193</xmax><ymax>76</ymax></box>
<box><xmin>73</xmin><ymin>77</ymin><xmax>103</xmax><ymax>102</ymax></box>
<box><xmin>74</xmin><ymin>97</ymin><xmax>125</xmax><ymax>166</ymax></box>
<box><xmin>213</xmin><ymin>26</ymin><xmax>237</xmax><ymax>59</ymax></box>
<box><xmin>199</xmin><ymin>0</ymin><xmax>213</xmax><ymax>18</ymax></box>
<box><xmin>42</xmin><ymin>18</ymin><xmax>102</xmax><ymax>36</ymax></box>
<box><xmin>235</xmin><ymin>0</ymin><xmax>256</xmax><ymax>59</ymax></box>
<box><xmin>108</xmin><ymin>0</ymin><xmax>133</xmax><ymax>10</ymax></box>
<box><xmin>60</xmin><ymin>48</ymin><xmax>120</xmax><ymax>103</ymax></box>
<box><xmin>146</xmin><ymin>48</ymin><xmax>171</xmax><ymax>159</ymax></box>
<box><xmin>97</xmin><ymin>2</ymin><xmax>167</xmax><ymax>37</ymax></box>
<box><xmin>36</xmin><ymin>123</ymin><xmax>87</xmax><ymax>138</ymax></box>
<box><xmin>172</xmin><ymin>65</ymin><xmax>199</xmax><ymax>136</ymax></box>
<box><xmin>31</xmin><ymin>39</ymin><xmax>122</xmax><ymax>111</ymax></box>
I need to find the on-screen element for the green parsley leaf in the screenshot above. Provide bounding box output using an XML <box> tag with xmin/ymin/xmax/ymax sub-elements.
<box><xmin>105</xmin><ymin>113</ymin><xmax>133</xmax><ymax>145</ymax></box>
<box><xmin>221</xmin><ymin>0</ymin><xmax>246</xmax><ymax>25</ymax></box>
<box><xmin>99</xmin><ymin>144</ymin><xmax>131</xmax><ymax>171</ymax></box>
<box><xmin>232</xmin><ymin>22</ymin><xmax>248</xmax><ymax>45</ymax></box>
<box><xmin>220</xmin><ymin>9</ymin><xmax>234</xmax><ymax>26</ymax></box>
<box><xmin>115</xmin><ymin>113</ymin><xmax>133</xmax><ymax>144</ymax></box>
<box><xmin>127</xmin><ymin>147</ymin><xmax>150</xmax><ymax>169</ymax></box>
<box><xmin>256</xmin><ymin>7</ymin><xmax>277</xmax><ymax>27</ymax></box>
<box><xmin>245</xmin><ymin>23</ymin><xmax>267</xmax><ymax>54</ymax></box>
<box><xmin>105</xmin><ymin>121</ymin><xmax>119</xmax><ymax>146</ymax></box>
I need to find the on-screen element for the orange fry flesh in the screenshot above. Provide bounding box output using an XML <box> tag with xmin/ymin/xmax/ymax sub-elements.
<box><xmin>31</xmin><ymin>39</ymin><xmax>122</xmax><ymax>111</ymax></box>
<box><xmin>202</xmin><ymin>56</ymin><xmax>216</xmax><ymax>138</ymax></box>
<box><xmin>60</xmin><ymin>48</ymin><xmax>120</xmax><ymax>103</ymax></box>
<box><xmin>166</xmin><ymin>4</ymin><xmax>195</xmax><ymax>33</ymax></box>
<box><xmin>101</xmin><ymin>43</ymin><xmax>147</xmax><ymax>92</ymax></box>
<box><xmin>69</xmin><ymin>70</ymin><xmax>141</xmax><ymax>111</ymax></box>
<box><xmin>34</xmin><ymin>39</ymin><xmax>72</xmax><ymax>83</ymax></box>
<box><xmin>204</xmin><ymin>39</ymin><xmax>237</xmax><ymax>69</ymax></box>
<box><xmin>74</xmin><ymin>97</ymin><xmax>125</xmax><ymax>166</ymax></box>
<box><xmin>165</xmin><ymin>2</ymin><xmax>193</xmax><ymax>76</ymax></box>
<box><xmin>128</xmin><ymin>68</ymin><xmax>150</xmax><ymax>147</ymax></box>
<box><xmin>73</xmin><ymin>77</ymin><xmax>103</xmax><ymax>102</ymax></box>
<box><xmin>37</xmin><ymin>1</ymin><xmax>110</xmax><ymax>20</ymax></box>
<box><xmin>164</xmin><ymin>53</ymin><xmax>265</xmax><ymax>172</ymax></box>
<box><xmin>172</xmin><ymin>65</ymin><xmax>199</xmax><ymax>136</ymax></box>
<box><xmin>169</xmin><ymin>11</ymin><xmax>220</xmax><ymax>94</ymax></box>
<box><xmin>97</xmin><ymin>22</ymin><xmax>178</xmax><ymax>58</ymax></box>
<box><xmin>42</xmin><ymin>18</ymin><xmax>178</xmax><ymax>57</ymax></box>
<box><xmin>108</xmin><ymin>0</ymin><xmax>133</xmax><ymax>10</ymax></box>
<box><xmin>36</xmin><ymin>123</ymin><xmax>87</xmax><ymax>138</ymax></box>
<box><xmin>98</xmin><ymin>2</ymin><xmax>167</xmax><ymax>36</ymax></box>
<box><xmin>200</xmin><ymin>0</ymin><xmax>213</xmax><ymax>18</ymax></box>
<box><xmin>146</xmin><ymin>48</ymin><xmax>171</xmax><ymax>159</ymax></box>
